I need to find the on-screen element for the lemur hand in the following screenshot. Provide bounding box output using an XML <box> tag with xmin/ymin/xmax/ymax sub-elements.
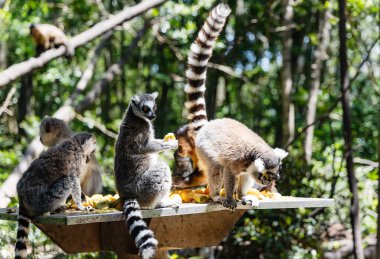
<box><xmin>166</xmin><ymin>139</ymin><xmax>178</xmax><ymax>149</ymax></box>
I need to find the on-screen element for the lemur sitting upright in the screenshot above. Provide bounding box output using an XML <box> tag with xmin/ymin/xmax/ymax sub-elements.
<box><xmin>114</xmin><ymin>92</ymin><xmax>180</xmax><ymax>259</ymax></box>
<box><xmin>39</xmin><ymin>117</ymin><xmax>103</xmax><ymax>196</ymax></box>
<box><xmin>15</xmin><ymin>133</ymin><xmax>95</xmax><ymax>259</ymax></box>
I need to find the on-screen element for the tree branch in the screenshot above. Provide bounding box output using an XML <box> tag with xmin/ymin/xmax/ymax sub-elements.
<box><xmin>285</xmin><ymin>37</ymin><xmax>378</xmax><ymax>149</ymax></box>
<box><xmin>75</xmin><ymin>22</ymin><xmax>150</xmax><ymax>112</ymax></box>
<box><xmin>0</xmin><ymin>25</ymin><xmax>147</xmax><ymax>207</ymax></box>
<box><xmin>67</xmin><ymin>31</ymin><xmax>114</xmax><ymax>105</ymax></box>
<box><xmin>75</xmin><ymin>112</ymin><xmax>118</xmax><ymax>139</ymax></box>
<box><xmin>0</xmin><ymin>0</ymin><xmax>166</xmax><ymax>88</ymax></box>
<box><xmin>0</xmin><ymin>86</ymin><xmax>16</xmax><ymax>117</ymax></box>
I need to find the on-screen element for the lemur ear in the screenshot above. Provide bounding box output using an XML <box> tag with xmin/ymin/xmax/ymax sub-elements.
<box><xmin>131</xmin><ymin>95</ymin><xmax>140</xmax><ymax>105</ymax></box>
<box><xmin>151</xmin><ymin>92</ymin><xmax>158</xmax><ymax>99</ymax></box>
<box><xmin>254</xmin><ymin>158</ymin><xmax>265</xmax><ymax>172</ymax></box>
<box><xmin>274</xmin><ymin>148</ymin><xmax>288</xmax><ymax>160</ymax></box>
<box><xmin>45</xmin><ymin>121</ymin><xmax>51</xmax><ymax>133</ymax></box>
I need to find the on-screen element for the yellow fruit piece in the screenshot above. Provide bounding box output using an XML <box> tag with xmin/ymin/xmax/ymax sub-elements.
<box><xmin>194</xmin><ymin>188</ymin><xmax>205</xmax><ymax>194</ymax></box>
<box><xmin>193</xmin><ymin>193</ymin><xmax>210</xmax><ymax>203</ymax></box>
<box><xmin>247</xmin><ymin>188</ymin><xmax>261</xmax><ymax>196</ymax></box>
<box><xmin>169</xmin><ymin>194</ymin><xmax>182</xmax><ymax>205</ymax></box>
<box><xmin>246</xmin><ymin>188</ymin><xmax>265</xmax><ymax>200</ymax></box>
<box><xmin>181</xmin><ymin>191</ymin><xmax>194</xmax><ymax>203</ymax></box>
<box><xmin>163</xmin><ymin>133</ymin><xmax>176</xmax><ymax>142</ymax></box>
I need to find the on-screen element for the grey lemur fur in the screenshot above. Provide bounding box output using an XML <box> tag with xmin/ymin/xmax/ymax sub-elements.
<box><xmin>15</xmin><ymin>133</ymin><xmax>96</xmax><ymax>259</ymax></box>
<box><xmin>114</xmin><ymin>92</ymin><xmax>180</xmax><ymax>259</ymax></box>
<box><xmin>195</xmin><ymin>118</ymin><xmax>288</xmax><ymax>210</ymax></box>
<box><xmin>39</xmin><ymin>117</ymin><xmax>103</xmax><ymax>196</ymax></box>
<box><xmin>174</xmin><ymin>3</ymin><xmax>287</xmax><ymax>209</ymax></box>
<box><xmin>173</xmin><ymin>3</ymin><xmax>231</xmax><ymax>187</ymax></box>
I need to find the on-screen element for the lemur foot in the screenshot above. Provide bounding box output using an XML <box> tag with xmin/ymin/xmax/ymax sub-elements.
<box><xmin>77</xmin><ymin>204</ymin><xmax>94</xmax><ymax>212</ymax></box>
<box><xmin>52</xmin><ymin>205</ymin><xmax>67</xmax><ymax>214</ymax></box>
<box><xmin>241</xmin><ymin>195</ymin><xmax>259</xmax><ymax>207</ymax></box>
<box><xmin>167</xmin><ymin>140</ymin><xmax>178</xmax><ymax>149</ymax></box>
<box><xmin>156</xmin><ymin>197</ymin><xmax>182</xmax><ymax>208</ymax></box>
<box><xmin>219</xmin><ymin>198</ymin><xmax>237</xmax><ymax>211</ymax></box>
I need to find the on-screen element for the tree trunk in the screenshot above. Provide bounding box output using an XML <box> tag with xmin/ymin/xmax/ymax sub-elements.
<box><xmin>0</xmin><ymin>41</ymin><xmax>6</xmax><ymax>70</ymax></box>
<box><xmin>280</xmin><ymin>0</ymin><xmax>295</xmax><ymax>147</ymax></box>
<box><xmin>17</xmin><ymin>72</ymin><xmax>33</xmax><ymax>130</ymax></box>
<box><xmin>304</xmin><ymin>6</ymin><xmax>332</xmax><ymax>164</ymax></box>
<box><xmin>338</xmin><ymin>0</ymin><xmax>364</xmax><ymax>258</ymax></box>
<box><xmin>377</xmin><ymin>94</ymin><xmax>380</xmax><ymax>259</ymax></box>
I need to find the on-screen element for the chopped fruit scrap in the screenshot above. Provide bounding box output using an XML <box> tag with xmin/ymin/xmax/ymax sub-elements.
<box><xmin>66</xmin><ymin>194</ymin><xmax>121</xmax><ymax>211</ymax></box>
<box><xmin>163</xmin><ymin>133</ymin><xmax>176</xmax><ymax>142</ymax></box>
<box><xmin>64</xmin><ymin>187</ymin><xmax>283</xmax><ymax>213</ymax></box>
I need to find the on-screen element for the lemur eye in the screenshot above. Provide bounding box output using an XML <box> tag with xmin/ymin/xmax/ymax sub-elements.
<box><xmin>142</xmin><ymin>106</ymin><xmax>149</xmax><ymax>113</ymax></box>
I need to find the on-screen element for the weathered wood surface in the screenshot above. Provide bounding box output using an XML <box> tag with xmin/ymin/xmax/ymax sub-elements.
<box><xmin>0</xmin><ymin>197</ymin><xmax>334</xmax><ymax>225</ymax></box>
<box><xmin>0</xmin><ymin>197</ymin><xmax>334</xmax><ymax>255</ymax></box>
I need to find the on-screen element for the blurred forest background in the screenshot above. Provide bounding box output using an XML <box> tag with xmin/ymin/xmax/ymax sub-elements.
<box><xmin>0</xmin><ymin>0</ymin><xmax>379</xmax><ymax>258</ymax></box>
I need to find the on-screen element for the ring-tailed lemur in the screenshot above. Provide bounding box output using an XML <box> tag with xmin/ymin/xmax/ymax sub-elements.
<box><xmin>173</xmin><ymin>3</ymin><xmax>231</xmax><ymax>188</ymax></box>
<box><xmin>15</xmin><ymin>133</ymin><xmax>96</xmax><ymax>259</ymax></box>
<box><xmin>173</xmin><ymin>3</ymin><xmax>288</xmax><ymax>209</ymax></box>
<box><xmin>114</xmin><ymin>93</ymin><xmax>180</xmax><ymax>259</ymax></box>
<box><xmin>39</xmin><ymin>117</ymin><xmax>103</xmax><ymax>196</ymax></box>
<box><xmin>196</xmin><ymin>118</ymin><xmax>288</xmax><ymax>210</ymax></box>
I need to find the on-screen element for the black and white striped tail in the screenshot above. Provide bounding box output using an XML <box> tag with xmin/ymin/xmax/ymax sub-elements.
<box><xmin>185</xmin><ymin>3</ymin><xmax>231</xmax><ymax>132</ymax></box>
<box><xmin>124</xmin><ymin>200</ymin><xmax>158</xmax><ymax>259</ymax></box>
<box><xmin>15</xmin><ymin>214</ymin><xmax>31</xmax><ymax>259</ymax></box>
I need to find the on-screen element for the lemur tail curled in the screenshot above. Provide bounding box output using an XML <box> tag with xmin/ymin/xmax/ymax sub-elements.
<box><xmin>123</xmin><ymin>200</ymin><xmax>158</xmax><ymax>259</ymax></box>
<box><xmin>14</xmin><ymin>214</ymin><xmax>31</xmax><ymax>259</ymax></box>
<box><xmin>185</xmin><ymin>3</ymin><xmax>231</xmax><ymax>132</ymax></box>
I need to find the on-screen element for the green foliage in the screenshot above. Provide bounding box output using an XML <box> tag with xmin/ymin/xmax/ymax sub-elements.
<box><xmin>0</xmin><ymin>0</ymin><xmax>379</xmax><ymax>258</ymax></box>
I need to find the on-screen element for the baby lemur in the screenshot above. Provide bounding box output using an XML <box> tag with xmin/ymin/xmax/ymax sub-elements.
<box><xmin>29</xmin><ymin>24</ymin><xmax>74</xmax><ymax>57</ymax></box>
<box><xmin>114</xmin><ymin>93</ymin><xmax>179</xmax><ymax>259</ymax></box>
<box><xmin>173</xmin><ymin>3</ymin><xmax>231</xmax><ymax>188</ymax></box>
<box><xmin>15</xmin><ymin>133</ymin><xmax>96</xmax><ymax>259</ymax></box>
<box><xmin>40</xmin><ymin>117</ymin><xmax>103</xmax><ymax>196</ymax></box>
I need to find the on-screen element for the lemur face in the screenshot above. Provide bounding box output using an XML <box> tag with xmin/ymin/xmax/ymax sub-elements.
<box><xmin>83</xmin><ymin>135</ymin><xmax>97</xmax><ymax>156</ymax></box>
<box><xmin>131</xmin><ymin>92</ymin><xmax>158</xmax><ymax>121</ymax></box>
<box><xmin>72</xmin><ymin>133</ymin><xmax>96</xmax><ymax>156</ymax></box>
<box><xmin>251</xmin><ymin>148</ymin><xmax>288</xmax><ymax>186</ymax></box>
<box><xmin>257</xmin><ymin>165</ymin><xmax>282</xmax><ymax>186</ymax></box>
<box><xmin>39</xmin><ymin>117</ymin><xmax>66</xmax><ymax>147</ymax></box>
<box><xmin>173</xmin><ymin>150</ymin><xmax>193</xmax><ymax>178</ymax></box>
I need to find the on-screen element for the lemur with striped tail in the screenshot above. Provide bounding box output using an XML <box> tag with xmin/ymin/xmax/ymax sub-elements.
<box><xmin>173</xmin><ymin>3</ymin><xmax>231</xmax><ymax>188</ymax></box>
<box><xmin>114</xmin><ymin>93</ymin><xmax>180</xmax><ymax>259</ymax></box>
<box><xmin>173</xmin><ymin>3</ymin><xmax>288</xmax><ymax>209</ymax></box>
<box><xmin>15</xmin><ymin>133</ymin><xmax>96</xmax><ymax>259</ymax></box>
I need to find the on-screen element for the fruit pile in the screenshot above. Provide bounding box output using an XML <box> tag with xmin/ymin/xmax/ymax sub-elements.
<box><xmin>65</xmin><ymin>187</ymin><xmax>282</xmax><ymax>212</ymax></box>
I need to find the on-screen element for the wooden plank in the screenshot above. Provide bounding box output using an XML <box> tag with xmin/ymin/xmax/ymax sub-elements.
<box><xmin>151</xmin><ymin>210</ymin><xmax>246</xmax><ymax>249</ymax></box>
<box><xmin>0</xmin><ymin>197</ymin><xmax>334</xmax><ymax>225</ymax></box>
<box><xmin>36</xmin><ymin>223</ymin><xmax>102</xmax><ymax>253</ymax></box>
<box><xmin>100</xmin><ymin>220</ymin><xmax>141</xmax><ymax>254</ymax></box>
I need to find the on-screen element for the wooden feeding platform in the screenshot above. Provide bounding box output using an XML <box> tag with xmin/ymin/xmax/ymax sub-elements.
<box><xmin>0</xmin><ymin>197</ymin><xmax>334</xmax><ymax>258</ymax></box>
